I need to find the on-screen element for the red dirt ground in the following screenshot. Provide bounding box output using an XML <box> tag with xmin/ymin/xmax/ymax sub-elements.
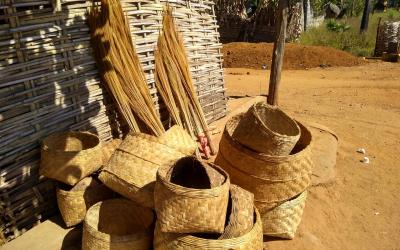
<box><xmin>222</xmin><ymin>43</ymin><xmax>366</xmax><ymax>70</ymax></box>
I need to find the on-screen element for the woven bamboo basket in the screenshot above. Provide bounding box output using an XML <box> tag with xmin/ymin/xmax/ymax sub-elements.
<box><xmin>101</xmin><ymin>139</ymin><xmax>122</xmax><ymax>165</ymax></box>
<box><xmin>40</xmin><ymin>131</ymin><xmax>103</xmax><ymax>186</ymax></box>
<box><xmin>232</xmin><ymin>102</ymin><xmax>300</xmax><ymax>155</ymax></box>
<box><xmin>82</xmin><ymin>199</ymin><xmax>154</xmax><ymax>250</ymax></box>
<box><xmin>219</xmin><ymin>184</ymin><xmax>254</xmax><ymax>239</ymax></box>
<box><xmin>158</xmin><ymin>125</ymin><xmax>198</xmax><ymax>155</ymax></box>
<box><xmin>215</xmin><ymin>114</ymin><xmax>313</xmax><ymax>205</ymax></box>
<box><xmin>154</xmin><ymin>207</ymin><xmax>263</xmax><ymax>250</ymax></box>
<box><xmin>256</xmin><ymin>191</ymin><xmax>307</xmax><ymax>239</ymax></box>
<box><xmin>99</xmin><ymin>130</ymin><xmax>194</xmax><ymax>208</ymax></box>
<box><xmin>56</xmin><ymin>177</ymin><xmax>114</xmax><ymax>227</ymax></box>
<box><xmin>155</xmin><ymin>157</ymin><xmax>230</xmax><ymax>233</ymax></box>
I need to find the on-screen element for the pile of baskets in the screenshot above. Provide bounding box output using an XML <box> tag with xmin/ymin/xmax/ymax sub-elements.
<box><xmin>216</xmin><ymin>102</ymin><xmax>313</xmax><ymax>239</ymax></box>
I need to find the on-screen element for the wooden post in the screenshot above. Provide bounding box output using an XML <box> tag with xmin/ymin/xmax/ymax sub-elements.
<box><xmin>360</xmin><ymin>0</ymin><xmax>371</xmax><ymax>33</ymax></box>
<box><xmin>268</xmin><ymin>0</ymin><xmax>289</xmax><ymax>106</ymax></box>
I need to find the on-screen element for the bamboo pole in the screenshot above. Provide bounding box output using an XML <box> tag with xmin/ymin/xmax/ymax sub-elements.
<box><xmin>267</xmin><ymin>0</ymin><xmax>289</xmax><ymax>106</ymax></box>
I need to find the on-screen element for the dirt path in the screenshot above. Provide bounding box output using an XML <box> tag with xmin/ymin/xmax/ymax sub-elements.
<box><xmin>222</xmin><ymin>61</ymin><xmax>400</xmax><ymax>249</ymax></box>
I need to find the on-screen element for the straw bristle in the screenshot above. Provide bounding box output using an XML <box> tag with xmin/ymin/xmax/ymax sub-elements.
<box><xmin>89</xmin><ymin>0</ymin><xmax>164</xmax><ymax>136</ymax></box>
<box><xmin>155</xmin><ymin>6</ymin><xmax>214</xmax><ymax>151</ymax></box>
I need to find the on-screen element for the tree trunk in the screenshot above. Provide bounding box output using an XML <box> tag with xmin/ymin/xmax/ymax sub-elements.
<box><xmin>267</xmin><ymin>0</ymin><xmax>289</xmax><ymax>106</ymax></box>
<box><xmin>360</xmin><ymin>0</ymin><xmax>371</xmax><ymax>33</ymax></box>
<box><xmin>303</xmin><ymin>0</ymin><xmax>308</xmax><ymax>31</ymax></box>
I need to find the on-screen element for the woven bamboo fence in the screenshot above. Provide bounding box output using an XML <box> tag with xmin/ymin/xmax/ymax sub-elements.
<box><xmin>375</xmin><ymin>21</ymin><xmax>400</xmax><ymax>56</ymax></box>
<box><xmin>0</xmin><ymin>0</ymin><xmax>226</xmax><ymax>242</ymax></box>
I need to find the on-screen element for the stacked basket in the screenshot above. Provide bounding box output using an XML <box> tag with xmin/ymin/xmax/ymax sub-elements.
<box><xmin>153</xmin><ymin>156</ymin><xmax>263</xmax><ymax>249</ymax></box>
<box><xmin>39</xmin><ymin>131</ymin><xmax>121</xmax><ymax>227</ymax></box>
<box><xmin>216</xmin><ymin>102</ymin><xmax>313</xmax><ymax>239</ymax></box>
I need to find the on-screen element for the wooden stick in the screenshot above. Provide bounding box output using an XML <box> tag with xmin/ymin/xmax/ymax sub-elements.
<box><xmin>267</xmin><ymin>0</ymin><xmax>289</xmax><ymax>106</ymax></box>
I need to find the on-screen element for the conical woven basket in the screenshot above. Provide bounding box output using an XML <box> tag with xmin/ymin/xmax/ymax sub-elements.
<box><xmin>101</xmin><ymin>138</ymin><xmax>122</xmax><ymax>165</ymax></box>
<box><xmin>158</xmin><ymin>125</ymin><xmax>198</xmax><ymax>155</ymax></box>
<box><xmin>82</xmin><ymin>199</ymin><xmax>154</xmax><ymax>250</ymax></box>
<box><xmin>215</xmin><ymin>114</ymin><xmax>313</xmax><ymax>204</ymax></box>
<box><xmin>256</xmin><ymin>191</ymin><xmax>307</xmax><ymax>239</ymax></box>
<box><xmin>219</xmin><ymin>184</ymin><xmax>254</xmax><ymax>239</ymax></box>
<box><xmin>155</xmin><ymin>157</ymin><xmax>230</xmax><ymax>233</ymax></box>
<box><xmin>99</xmin><ymin>132</ymin><xmax>191</xmax><ymax>208</ymax></box>
<box><xmin>40</xmin><ymin>131</ymin><xmax>103</xmax><ymax>185</ymax></box>
<box><xmin>232</xmin><ymin>102</ymin><xmax>300</xmax><ymax>155</ymax></box>
<box><xmin>154</xmin><ymin>208</ymin><xmax>263</xmax><ymax>250</ymax></box>
<box><xmin>56</xmin><ymin>177</ymin><xmax>114</xmax><ymax>227</ymax></box>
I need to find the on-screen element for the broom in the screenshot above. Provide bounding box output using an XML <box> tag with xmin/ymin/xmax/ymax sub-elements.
<box><xmin>155</xmin><ymin>6</ymin><xmax>216</xmax><ymax>156</ymax></box>
<box><xmin>89</xmin><ymin>0</ymin><xmax>164</xmax><ymax>136</ymax></box>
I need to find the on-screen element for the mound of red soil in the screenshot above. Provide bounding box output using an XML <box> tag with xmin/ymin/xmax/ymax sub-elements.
<box><xmin>222</xmin><ymin>42</ymin><xmax>365</xmax><ymax>70</ymax></box>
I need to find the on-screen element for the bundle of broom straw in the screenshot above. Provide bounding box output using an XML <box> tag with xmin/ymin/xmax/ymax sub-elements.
<box><xmin>155</xmin><ymin>6</ymin><xmax>216</xmax><ymax>155</ymax></box>
<box><xmin>89</xmin><ymin>0</ymin><xmax>164</xmax><ymax>136</ymax></box>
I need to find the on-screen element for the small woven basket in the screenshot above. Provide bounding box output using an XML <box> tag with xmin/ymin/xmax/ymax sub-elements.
<box><xmin>40</xmin><ymin>131</ymin><xmax>103</xmax><ymax>185</ymax></box>
<box><xmin>155</xmin><ymin>157</ymin><xmax>230</xmax><ymax>233</ymax></box>
<box><xmin>99</xmin><ymin>132</ymin><xmax>190</xmax><ymax>208</ymax></box>
<box><xmin>215</xmin><ymin>114</ymin><xmax>313</xmax><ymax>204</ymax></box>
<box><xmin>82</xmin><ymin>199</ymin><xmax>155</xmax><ymax>250</ymax></box>
<box><xmin>153</xmin><ymin>208</ymin><xmax>263</xmax><ymax>250</ymax></box>
<box><xmin>219</xmin><ymin>184</ymin><xmax>254</xmax><ymax>239</ymax></box>
<box><xmin>256</xmin><ymin>191</ymin><xmax>308</xmax><ymax>239</ymax></box>
<box><xmin>56</xmin><ymin>177</ymin><xmax>114</xmax><ymax>227</ymax></box>
<box><xmin>232</xmin><ymin>102</ymin><xmax>300</xmax><ymax>155</ymax></box>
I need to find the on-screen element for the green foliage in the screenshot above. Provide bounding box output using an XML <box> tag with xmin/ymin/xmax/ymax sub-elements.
<box><xmin>299</xmin><ymin>9</ymin><xmax>400</xmax><ymax>57</ymax></box>
<box><xmin>326</xmin><ymin>19</ymin><xmax>351</xmax><ymax>32</ymax></box>
<box><xmin>311</xmin><ymin>0</ymin><xmax>370</xmax><ymax>17</ymax></box>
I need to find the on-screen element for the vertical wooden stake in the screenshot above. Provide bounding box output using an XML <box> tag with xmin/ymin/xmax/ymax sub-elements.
<box><xmin>268</xmin><ymin>0</ymin><xmax>289</xmax><ymax>106</ymax></box>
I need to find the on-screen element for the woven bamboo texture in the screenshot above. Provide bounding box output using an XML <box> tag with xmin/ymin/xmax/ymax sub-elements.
<box><xmin>0</xmin><ymin>0</ymin><xmax>120</xmax><ymax>241</ymax></box>
<box><xmin>155</xmin><ymin>157</ymin><xmax>230</xmax><ymax>234</ymax></box>
<box><xmin>153</xmin><ymin>207</ymin><xmax>263</xmax><ymax>250</ymax></box>
<box><xmin>215</xmin><ymin>114</ymin><xmax>313</xmax><ymax>205</ymax></box>
<box><xmin>121</xmin><ymin>0</ymin><xmax>227</xmax><ymax>124</ymax></box>
<box><xmin>219</xmin><ymin>184</ymin><xmax>254</xmax><ymax>239</ymax></box>
<box><xmin>99</xmin><ymin>129</ymin><xmax>194</xmax><ymax>208</ymax></box>
<box><xmin>232</xmin><ymin>102</ymin><xmax>300</xmax><ymax>155</ymax></box>
<box><xmin>375</xmin><ymin>21</ymin><xmax>400</xmax><ymax>56</ymax></box>
<box><xmin>101</xmin><ymin>138</ymin><xmax>122</xmax><ymax>165</ymax></box>
<box><xmin>82</xmin><ymin>198</ymin><xmax>154</xmax><ymax>250</ymax></box>
<box><xmin>158</xmin><ymin>125</ymin><xmax>198</xmax><ymax>155</ymax></box>
<box><xmin>40</xmin><ymin>131</ymin><xmax>103</xmax><ymax>185</ymax></box>
<box><xmin>256</xmin><ymin>191</ymin><xmax>307</xmax><ymax>239</ymax></box>
<box><xmin>56</xmin><ymin>177</ymin><xmax>114</xmax><ymax>227</ymax></box>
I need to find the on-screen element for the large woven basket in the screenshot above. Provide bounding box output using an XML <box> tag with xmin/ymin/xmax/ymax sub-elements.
<box><xmin>219</xmin><ymin>185</ymin><xmax>254</xmax><ymax>239</ymax></box>
<box><xmin>101</xmin><ymin>139</ymin><xmax>122</xmax><ymax>165</ymax></box>
<box><xmin>99</xmin><ymin>130</ymin><xmax>194</xmax><ymax>208</ymax></box>
<box><xmin>158</xmin><ymin>125</ymin><xmax>198</xmax><ymax>155</ymax></box>
<box><xmin>232</xmin><ymin>102</ymin><xmax>300</xmax><ymax>155</ymax></box>
<box><xmin>154</xmin><ymin>208</ymin><xmax>263</xmax><ymax>250</ymax></box>
<box><xmin>155</xmin><ymin>157</ymin><xmax>230</xmax><ymax>233</ymax></box>
<box><xmin>256</xmin><ymin>191</ymin><xmax>307</xmax><ymax>239</ymax></box>
<box><xmin>40</xmin><ymin>132</ymin><xmax>103</xmax><ymax>186</ymax></box>
<box><xmin>82</xmin><ymin>199</ymin><xmax>154</xmax><ymax>250</ymax></box>
<box><xmin>56</xmin><ymin>177</ymin><xmax>114</xmax><ymax>227</ymax></box>
<box><xmin>215</xmin><ymin>114</ymin><xmax>313</xmax><ymax>205</ymax></box>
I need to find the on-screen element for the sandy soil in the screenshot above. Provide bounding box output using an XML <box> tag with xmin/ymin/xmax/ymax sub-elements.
<box><xmin>222</xmin><ymin>43</ymin><xmax>365</xmax><ymax>70</ymax></box>
<box><xmin>222</xmin><ymin>61</ymin><xmax>400</xmax><ymax>249</ymax></box>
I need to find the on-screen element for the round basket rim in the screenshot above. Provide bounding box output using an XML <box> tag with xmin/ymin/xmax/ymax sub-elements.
<box><xmin>42</xmin><ymin>131</ymin><xmax>100</xmax><ymax>154</ymax></box>
<box><xmin>251</xmin><ymin>102</ymin><xmax>301</xmax><ymax>138</ymax></box>
<box><xmin>225</xmin><ymin>114</ymin><xmax>313</xmax><ymax>162</ymax></box>
<box><xmin>157</xmin><ymin>159</ymin><xmax>230</xmax><ymax>195</ymax></box>
<box><xmin>84</xmin><ymin>199</ymin><xmax>154</xmax><ymax>242</ymax></box>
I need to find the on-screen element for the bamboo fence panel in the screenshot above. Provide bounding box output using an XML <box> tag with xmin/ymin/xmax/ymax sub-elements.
<box><xmin>0</xmin><ymin>0</ymin><xmax>119</xmax><ymax>242</ymax></box>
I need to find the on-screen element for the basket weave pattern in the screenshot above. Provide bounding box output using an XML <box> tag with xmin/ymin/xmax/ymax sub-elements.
<box><xmin>56</xmin><ymin>177</ymin><xmax>114</xmax><ymax>227</ymax></box>
<box><xmin>215</xmin><ymin>114</ymin><xmax>313</xmax><ymax>204</ymax></box>
<box><xmin>219</xmin><ymin>185</ymin><xmax>254</xmax><ymax>239</ymax></box>
<box><xmin>153</xmin><ymin>208</ymin><xmax>263</xmax><ymax>250</ymax></box>
<box><xmin>155</xmin><ymin>159</ymin><xmax>230</xmax><ymax>233</ymax></box>
<box><xmin>40</xmin><ymin>132</ymin><xmax>103</xmax><ymax>186</ymax></box>
<box><xmin>256</xmin><ymin>191</ymin><xmax>307</xmax><ymax>239</ymax></box>
<box><xmin>232</xmin><ymin>102</ymin><xmax>300</xmax><ymax>155</ymax></box>
<box><xmin>82</xmin><ymin>199</ymin><xmax>154</xmax><ymax>250</ymax></box>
